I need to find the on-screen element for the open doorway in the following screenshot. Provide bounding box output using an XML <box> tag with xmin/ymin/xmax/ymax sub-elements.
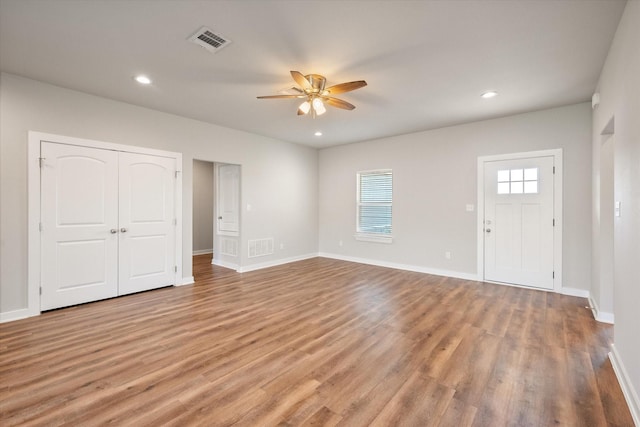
<box><xmin>599</xmin><ymin>135</ymin><xmax>615</xmax><ymax>321</ymax></box>
<box><xmin>192</xmin><ymin>160</ymin><xmax>241</xmax><ymax>280</ymax></box>
<box><xmin>592</xmin><ymin>117</ymin><xmax>615</xmax><ymax>323</ymax></box>
<box><xmin>193</xmin><ymin>159</ymin><xmax>215</xmax><ymax>261</ymax></box>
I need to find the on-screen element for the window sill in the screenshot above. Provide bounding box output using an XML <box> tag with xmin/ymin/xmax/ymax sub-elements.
<box><xmin>354</xmin><ymin>233</ymin><xmax>393</xmax><ymax>244</ymax></box>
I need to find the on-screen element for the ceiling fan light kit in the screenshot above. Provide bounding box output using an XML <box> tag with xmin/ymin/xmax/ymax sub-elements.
<box><xmin>298</xmin><ymin>100</ymin><xmax>311</xmax><ymax>115</ymax></box>
<box><xmin>312</xmin><ymin>98</ymin><xmax>326</xmax><ymax>115</ymax></box>
<box><xmin>258</xmin><ymin>71</ymin><xmax>367</xmax><ymax>117</ymax></box>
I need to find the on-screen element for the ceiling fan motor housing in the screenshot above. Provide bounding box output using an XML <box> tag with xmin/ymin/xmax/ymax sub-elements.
<box><xmin>306</xmin><ymin>74</ymin><xmax>326</xmax><ymax>94</ymax></box>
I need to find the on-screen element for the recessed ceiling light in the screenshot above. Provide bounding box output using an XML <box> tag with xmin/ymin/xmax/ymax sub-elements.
<box><xmin>134</xmin><ymin>75</ymin><xmax>152</xmax><ymax>85</ymax></box>
<box><xmin>314</xmin><ymin>131</ymin><xmax>322</xmax><ymax>136</ymax></box>
<box><xmin>481</xmin><ymin>91</ymin><xmax>498</xmax><ymax>99</ymax></box>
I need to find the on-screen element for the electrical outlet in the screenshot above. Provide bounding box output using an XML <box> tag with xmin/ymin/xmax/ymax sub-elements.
<box><xmin>279</xmin><ymin>243</ymin><xmax>284</xmax><ymax>250</ymax></box>
<box><xmin>445</xmin><ymin>251</ymin><xmax>451</xmax><ymax>259</ymax></box>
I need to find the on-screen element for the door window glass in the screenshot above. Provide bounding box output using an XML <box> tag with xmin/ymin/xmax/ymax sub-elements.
<box><xmin>497</xmin><ymin>168</ymin><xmax>539</xmax><ymax>194</ymax></box>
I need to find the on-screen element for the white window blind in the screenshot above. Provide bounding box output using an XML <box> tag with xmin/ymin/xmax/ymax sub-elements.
<box><xmin>357</xmin><ymin>170</ymin><xmax>392</xmax><ymax>236</ymax></box>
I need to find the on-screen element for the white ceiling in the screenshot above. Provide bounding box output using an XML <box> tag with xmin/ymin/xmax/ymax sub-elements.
<box><xmin>0</xmin><ymin>0</ymin><xmax>626</xmax><ymax>148</ymax></box>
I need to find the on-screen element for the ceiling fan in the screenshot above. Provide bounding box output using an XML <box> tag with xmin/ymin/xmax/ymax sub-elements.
<box><xmin>257</xmin><ymin>71</ymin><xmax>367</xmax><ymax>117</ymax></box>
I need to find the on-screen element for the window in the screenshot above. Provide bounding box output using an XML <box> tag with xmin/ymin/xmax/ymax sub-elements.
<box><xmin>497</xmin><ymin>168</ymin><xmax>538</xmax><ymax>194</ymax></box>
<box><xmin>356</xmin><ymin>170</ymin><xmax>392</xmax><ymax>243</ymax></box>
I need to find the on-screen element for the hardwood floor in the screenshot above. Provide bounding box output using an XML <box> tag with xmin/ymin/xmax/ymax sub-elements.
<box><xmin>0</xmin><ymin>255</ymin><xmax>634</xmax><ymax>426</ymax></box>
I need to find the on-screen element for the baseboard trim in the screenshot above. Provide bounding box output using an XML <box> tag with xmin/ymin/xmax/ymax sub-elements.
<box><xmin>212</xmin><ymin>259</ymin><xmax>239</xmax><ymax>271</ymax></box>
<box><xmin>560</xmin><ymin>287</ymin><xmax>590</xmax><ymax>298</ymax></box>
<box><xmin>0</xmin><ymin>308</ymin><xmax>36</xmax><ymax>323</ymax></box>
<box><xmin>588</xmin><ymin>296</ymin><xmax>615</xmax><ymax>324</ymax></box>
<box><xmin>318</xmin><ymin>252</ymin><xmax>478</xmax><ymax>281</ymax></box>
<box><xmin>175</xmin><ymin>276</ymin><xmax>195</xmax><ymax>286</ymax></box>
<box><xmin>192</xmin><ymin>249</ymin><xmax>213</xmax><ymax>256</ymax></box>
<box><xmin>237</xmin><ymin>253</ymin><xmax>318</xmax><ymax>273</ymax></box>
<box><xmin>609</xmin><ymin>345</ymin><xmax>640</xmax><ymax>426</ymax></box>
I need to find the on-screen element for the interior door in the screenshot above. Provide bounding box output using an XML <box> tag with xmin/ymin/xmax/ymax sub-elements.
<box><xmin>217</xmin><ymin>164</ymin><xmax>240</xmax><ymax>235</ymax></box>
<box><xmin>118</xmin><ymin>152</ymin><xmax>176</xmax><ymax>295</ymax></box>
<box><xmin>41</xmin><ymin>142</ymin><xmax>119</xmax><ymax>310</ymax></box>
<box><xmin>483</xmin><ymin>156</ymin><xmax>554</xmax><ymax>289</ymax></box>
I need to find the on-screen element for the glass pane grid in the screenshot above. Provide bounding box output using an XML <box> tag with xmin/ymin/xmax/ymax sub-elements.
<box><xmin>497</xmin><ymin>168</ymin><xmax>539</xmax><ymax>195</ymax></box>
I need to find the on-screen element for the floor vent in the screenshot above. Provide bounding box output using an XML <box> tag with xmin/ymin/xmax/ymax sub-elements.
<box><xmin>188</xmin><ymin>26</ymin><xmax>232</xmax><ymax>54</ymax></box>
<box><xmin>220</xmin><ymin>238</ymin><xmax>238</xmax><ymax>257</ymax></box>
<box><xmin>248</xmin><ymin>238</ymin><xmax>274</xmax><ymax>258</ymax></box>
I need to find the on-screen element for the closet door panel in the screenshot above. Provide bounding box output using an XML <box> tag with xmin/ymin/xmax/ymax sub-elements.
<box><xmin>40</xmin><ymin>142</ymin><xmax>119</xmax><ymax>310</ymax></box>
<box><xmin>118</xmin><ymin>152</ymin><xmax>176</xmax><ymax>295</ymax></box>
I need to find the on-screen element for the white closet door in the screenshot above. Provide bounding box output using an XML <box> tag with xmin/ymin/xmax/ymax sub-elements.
<box><xmin>41</xmin><ymin>142</ymin><xmax>119</xmax><ymax>310</ymax></box>
<box><xmin>118</xmin><ymin>152</ymin><xmax>176</xmax><ymax>295</ymax></box>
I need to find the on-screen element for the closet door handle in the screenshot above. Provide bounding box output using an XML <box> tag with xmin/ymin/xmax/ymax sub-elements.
<box><xmin>110</xmin><ymin>229</ymin><xmax>118</xmax><ymax>234</ymax></box>
<box><xmin>120</xmin><ymin>228</ymin><xmax>128</xmax><ymax>233</ymax></box>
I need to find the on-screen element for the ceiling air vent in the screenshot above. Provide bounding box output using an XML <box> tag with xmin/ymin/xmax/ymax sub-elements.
<box><xmin>188</xmin><ymin>26</ymin><xmax>232</xmax><ymax>54</ymax></box>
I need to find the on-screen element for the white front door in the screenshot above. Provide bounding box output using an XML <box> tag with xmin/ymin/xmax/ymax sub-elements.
<box><xmin>41</xmin><ymin>142</ymin><xmax>119</xmax><ymax>310</ymax></box>
<box><xmin>217</xmin><ymin>164</ymin><xmax>240</xmax><ymax>235</ymax></box>
<box><xmin>118</xmin><ymin>152</ymin><xmax>176</xmax><ymax>295</ymax></box>
<box><xmin>483</xmin><ymin>156</ymin><xmax>555</xmax><ymax>289</ymax></box>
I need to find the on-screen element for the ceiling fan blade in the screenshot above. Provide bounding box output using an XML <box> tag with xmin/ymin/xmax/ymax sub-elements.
<box><xmin>290</xmin><ymin>71</ymin><xmax>312</xmax><ymax>90</ymax></box>
<box><xmin>324</xmin><ymin>80</ymin><xmax>367</xmax><ymax>95</ymax></box>
<box><xmin>297</xmin><ymin>108</ymin><xmax>306</xmax><ymax>115</ymax></box>
<box><xmin>257</xmin><ymin>94</ymin><xmax>306</xmax><ymax>99</ymax></box>
<box><xmin>324</xmin><ymin>97</ymin><xmax>356</xmax><ymax>110</ymax></box>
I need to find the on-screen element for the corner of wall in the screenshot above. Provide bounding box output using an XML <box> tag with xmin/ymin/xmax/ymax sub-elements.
<box><xmin>588</xmin><ymin>295</ymin><xmax>615</xmax><ymax>324</ymax></box>
<box><xmin>610</xmin><ymin>345</ymin><xmax>640</xmax><ymax>426</ymax></box>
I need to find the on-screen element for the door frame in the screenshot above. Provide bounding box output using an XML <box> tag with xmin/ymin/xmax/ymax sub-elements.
<box><xmin>476</xmin><ymin>149</ymin><xmax>563</xmax><ymax>293</ymax></box>
<box><xmin>27</xmin><ymin>131</ymin><xmax>184</xmax><ymax>318</ymax></box>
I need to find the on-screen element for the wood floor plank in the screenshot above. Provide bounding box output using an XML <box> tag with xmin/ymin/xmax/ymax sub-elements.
<box><xmin>334</xmin><ymin>359</ymin><xmax>415</xmax><ymax>426</ymax></box>
<box><xmin>369</xmin><ymin>371</ymin><xmax>455</xmax><ymax>426</ymax></box>
<box><xmin>0</xmin><ymin>255</ymin><xmax>634</xmax><ymax>426</ymax></box>
<box><xmin>299</xmin><ymin>405</ymin><xmax>342</xmax><ymax>427</ymax></box>
<box><xmin>469</xmin><ymin>340</ymin><xmax>521</xmax><ymax>426</ymax></box>
<box><xmin>540</xmin><ymin>344</ymin><xmax>581</xmax><ymax>426</ymax></box>
<box><xmin>438</xmin><ymin>398</ymin><xmax>477</xmax><ymax>427</ymax></box>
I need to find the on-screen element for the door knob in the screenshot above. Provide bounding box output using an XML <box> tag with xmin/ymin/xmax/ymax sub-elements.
<box><xmin>486</xmin><ymin>228</ymin><xmax>492</xmax><ymax>233</ymax></box>
<box><xmin>120</xmin><ymin>227</ymin><xmax>127</xmax><ymax>233</ymax></box>
<box><xmin>218</xmin><ymin>216</ymin><xmax>222</xmax><ymax>220</ymax></box>
<box><xmin>110</xmin><ymin>229</ymin><xmax>117</xmax><ymax>234</ymax></box>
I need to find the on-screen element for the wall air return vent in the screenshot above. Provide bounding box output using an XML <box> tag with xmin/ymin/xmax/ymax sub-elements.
<box><xmin>248</xmin><ymin>238</ymin><xmax>274</xmax><ymax>258</ymax></box>
<box><xmin>220</xmin><ymin>238</ymin><xmax>238</xmax><ymax>257</ymax></box>
<box><xmin>188</xmin><ymin>26</ymin><xmax>232</xmax><ymax>54</ymax></box>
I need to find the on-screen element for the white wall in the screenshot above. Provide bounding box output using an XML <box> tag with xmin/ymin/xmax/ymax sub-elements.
<box><xmin>319</xmin><ymin>103</ymin><xmax>592</xmax><ymax>289</ymax></box>
<box><xmin>192</xmin><ymin>159</ymin><xmax>214</xmax><ymax>254</ymax></box>
<box><xmin>0</xmin><ymin>72</ymin><xmax>318</xmax><ymax>315</ymax></box>
<box><xmin>592</xmin><ymin>1</ymin><xmax>640</xmax><ymax>421</ymax></box>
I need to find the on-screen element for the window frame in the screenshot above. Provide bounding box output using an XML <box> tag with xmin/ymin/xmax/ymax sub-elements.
<box><xmin>355</xmin><ymin>169</ymin><xmax>393</xmax><ymax>244</ymax></box>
